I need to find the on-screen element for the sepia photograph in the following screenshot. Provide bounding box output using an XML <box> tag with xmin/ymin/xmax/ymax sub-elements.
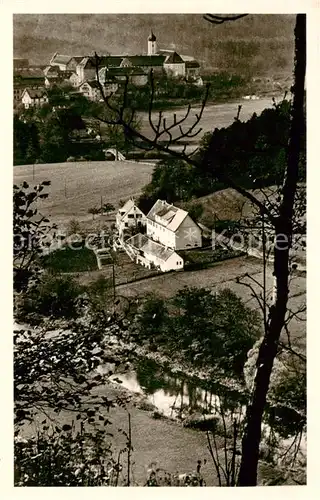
<box><xmin>13</xmin><ymin>12</ymin><xmax>306</xmax><ymax>487</ymax></box>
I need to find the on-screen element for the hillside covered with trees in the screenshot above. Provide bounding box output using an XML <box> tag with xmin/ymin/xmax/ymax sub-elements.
<box><xmin>14</xmin><ymin>14</ymin><xmax>294</xmax><ymax>77</ymax></box>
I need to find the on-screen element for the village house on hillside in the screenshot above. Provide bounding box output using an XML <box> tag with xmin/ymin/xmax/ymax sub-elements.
<box><xmin>78</xmin><ymin>80</ymin><xmax>103</xmax><ymax>101</ymax></box>
<box><xmin>125</xmin><ymin>233</ymin><xmax>184</xmax><ymax>272</ymax></box>
<box><xmin>21</xmin><ymin>88</ymin><xmax>48</xmax><ymax>109</ymax></box>
<box><xmin>146</xmin><ymin>199</ymin><xmax>202</xmax><ymax>250</ymax></box>
<box><xmin>118</xmin><ymin>199</ymin><xmax>202</xmax><ymax>272</ymax></box>
<box><xmin>14</xmin><ymin>69</ymin><xmax>46</xmax><ymax>107</ymax></box>
<box><xmin>116</xmin><ymin>199</ymin><xmax>147</xmax><ymax>236</ymax></box>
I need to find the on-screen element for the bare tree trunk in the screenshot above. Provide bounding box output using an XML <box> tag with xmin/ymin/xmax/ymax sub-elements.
<box><xmin>237</xmin><ymin>14</ymin><xmax>306</xmax><ymax>486</ymax></box>
<box><xmin>92</xmin><ymin>14</ymin><xmax>305</xmax><ymax>486</ymax></box>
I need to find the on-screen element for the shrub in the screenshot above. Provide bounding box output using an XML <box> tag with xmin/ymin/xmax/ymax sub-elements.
<box><xmin>66</xmin><ymin>219</ymin><xmax>82</xmax><ymax>237</ymax></box>
<box><xmin>86</xmin><ymin>276</ymin><xmax>114</xmax><ymax>317</ymax></box>
<box><xmin>20</xmin><ymin>273</ymin><xmax>85</xmax><ymax>319</ymax></box>
<box><xmin>144</xmin><ymin>150</ymin><xmax>161</xmax><ymax>159</ymax></box>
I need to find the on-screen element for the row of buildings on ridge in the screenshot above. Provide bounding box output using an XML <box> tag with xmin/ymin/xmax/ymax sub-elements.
<box><xmin>14</xmin><ymin>31</ymin><xmax>202</xmax><ymax>109</ymax></box>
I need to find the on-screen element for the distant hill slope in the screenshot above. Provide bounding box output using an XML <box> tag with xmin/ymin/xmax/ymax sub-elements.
<box><xmin>185</xmin><ymin>184</ymin><xmax>305</xmax><ymax>227</ymax></box>
<box><xmin>13</xmin><ymin>14</ymin><xmax>295</xmax><ymax>76</ymax></box>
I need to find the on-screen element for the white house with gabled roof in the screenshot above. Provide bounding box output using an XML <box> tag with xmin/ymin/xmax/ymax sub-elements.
<box><xmin>124</xmin><ymin>233</ymin><xmax>183</xmax><ymax>272</ymax></box>
<box><xmin>119</xmin><ymin>199</ymin><xmax>203</xmax><ymax>272</ymax></box>
<box><xmin>116</xmin><ymin>199</ymin><xmax>147</xmax><ymax>236</ymax></box>
<box><xmin>146</xmin><ymin>199</ymin><xmax>202</xmax><ymax>250</ymax></box>
<box><xmin>21</xmin><ymin>88</ymin><xmax>48</xmax><ymax>108</ymax></box>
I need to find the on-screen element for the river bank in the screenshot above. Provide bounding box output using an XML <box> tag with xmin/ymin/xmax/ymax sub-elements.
<box><xmin>15</xmin><ymin>317</ymin><xmax>305</xmax><ymax>485</ymax></box>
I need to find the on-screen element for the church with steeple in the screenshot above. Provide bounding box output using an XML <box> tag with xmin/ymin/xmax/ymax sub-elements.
<box><xmin>46</xmin><ymin>31</ymin><xmax>202</xmax><ymax>97</ymax></box>
<box><xmin>148</xmin><ymin>31</ymin><xmax>157</xmax><ymax>55</ymax></box>
<box><xmin>144</xmin><ymin>30</ymin><xmax>201</xmax><ymax>80</ymax></box>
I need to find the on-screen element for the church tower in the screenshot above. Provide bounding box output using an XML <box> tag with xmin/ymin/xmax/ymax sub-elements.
<box><xmin>148</xmin><ymin>31</ymin><xmax>157</xmax><ymax>55</ymax></box>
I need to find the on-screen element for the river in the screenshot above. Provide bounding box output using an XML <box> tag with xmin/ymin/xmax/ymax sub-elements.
<box><xmin>99</xmin><ymin>358</ymin><xmax>244</xmax><ymax>421</ymax></box>
<box><xmin>99</xmin><ymin>356</ymin><xmax>306</xmax><ymax>458</ymax></box>
<box><xmin>139</xmin><ymin>96</ymin><xmax>276</xmax><ymax>146</ymax></box>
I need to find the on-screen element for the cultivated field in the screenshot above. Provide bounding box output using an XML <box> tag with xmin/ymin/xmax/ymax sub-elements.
<box><xmin>14</xmin><ymin>160</ymin><xmax>155</xmax><ymax>226</ymax></box>
<box><xmin>13</xmin><ymin>97</ymin><xmax>276</xmax><ymax>227</ymax></box>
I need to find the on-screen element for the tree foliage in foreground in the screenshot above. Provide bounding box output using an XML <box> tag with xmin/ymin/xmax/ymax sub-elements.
<box><xmin>244</xmin><ymin>341</ymin><xmax>306</xmax><ymax>439</ymax></box>
<box><xmin>14</xmin><ymin>319</ymin><xmax>134</xmax><ymax>486</ymax></box>
<box><xmin>132</xmin><ymin>287</ymin><xmax>261</xmax><ymax>379</ymax></box>
<box><xmin>13</xmin><ymin>181</ymin><xmax>54</xmax><ymax>292</ymax></box>
<box><xmin>94</xmin><ymin>14</ymin><xmax>306</xmax><ymax>485</ymax></box>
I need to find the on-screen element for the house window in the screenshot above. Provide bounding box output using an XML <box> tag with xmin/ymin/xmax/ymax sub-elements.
<box><xmin>124</xmin><ymin>223</ymin><xmax>128</xmax><ymax>227</ymax></box>
<box><xmin>128</xmin><ymin>214</ymin><xmax>134</xmax><ymax>219</ymax></box>
<box><xmin>136</xmin><ymin>214</ymin><xmax>142</xmax><ymax>218</ymax></box>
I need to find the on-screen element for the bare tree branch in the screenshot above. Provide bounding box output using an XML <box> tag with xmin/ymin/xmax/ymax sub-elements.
<box><xmin>93</xmin><ymin>54</ymin><xmax>279</xmax><ymax>223</ymax></box>
<box><xmin>278</xmin><ymin>342</ymin><xmax>306</xmax><ymax>363</ymax></box>
<box><xmin>204</xmin><ymin>14</ymin><xmax>249</xmax><ymax>25</ymax></box>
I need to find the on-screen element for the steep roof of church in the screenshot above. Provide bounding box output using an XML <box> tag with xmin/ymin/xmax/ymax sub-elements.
<box><xmin>164</xmin><ymin>52</ymin><xmax>184</xmax><ymax>64</ymax></box>
<box><xmin>127</xmin><ymin>55</ymin><xmax>165</xmax><ymax>67</ymax></box>
<box><xmin>79</xmin><ymin>56</ymin><xmax>124</xmax><ymax>69</ymax></box>
<box><xmin>105</xmin><ymin>66</ymin><xmax>147</xmax><ymax>76</ymax></box>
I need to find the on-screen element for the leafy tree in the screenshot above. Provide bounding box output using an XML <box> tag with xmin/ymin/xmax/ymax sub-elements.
<box><xmin>172</xmin><ymin>287</ymin><xmax>261</xmax><ymax>377</ymax></box>
<box><xmin>134</xmin><ymin>293</ymin><xmax>169</xmax><ymax>347</ymax></box>
<box><xmin>138</xmin><ymin>99</ymin><xmax>305</xmax><ymax>211</ymax></box>
<box><xmin>14</xmin><ymin>116</ymin><xmax>40</xmax><ymax>165</ymax></box>
<box><xmin>198</xmin><ymin>99</ymin><xmax>305</xmax><ymax>190</ymax></box>
<box><xmin>38</xmin><ymin>108</ymin><xmax>86</xmax><ymax>163</ymax></box>
<box><xmin>14</xmin><ymin>318</ymin><xmax>133</xmax><ymax>486</ymax></box>
<box><xmin>15</xmin><ymin>426</ymin><xmax>117</xmax><ymax>486</ymax></box>
<box><xmin>88</xmin><ymin>207</ymin><xmax>100</xmax><ymax>220</ymax></box>
<box><xmin>19</xmin><ymin>272</ymin><xmax>85</xmax><ymax>320</ymax></box>
<box><xmin>86</xmin><ymin>276</ymin><xmax>114</xmax><ymax>319</ymax></box>
<box><xmin>134</xmin><ymin>287</ymin><xmax>260</xmax><ymax>378</ymax></box>
<box><xmin>13</xmin><ymin>180</ymin><xmax>54</xmax><ymax>292</ymax></box>
<box><xmin>245</xmin><ymin>342</ymin><xmax>306</xmax><ymax>440</ymax></box>
<box><xmin>183</xmin><ymin>202</ymin><xmax>204</xmax><ymax>222</ymax></box>
<box><xmin>66</xmin><ymin>218</ymin><xmax>82</xmax><ymax>237</ymax></box>
<box><xmin>94</xmin><ymin>14</ymin><xmax>306</xmax><ymax>484</ymax></box>
<box><xmin>139</xmin><ymin>158</ymin><xmax>202</xmax><ymax>206</ymax></box>
<box><xmin>13</xmin><ymin>179</ymin><xmax>135</xmax><ymax>486</ymax></box>
<box><xmin>101</xmin><ymin>202</ymin><xmax>115</xmax><ymax>214</ymax></box>
<box><xmin>38</xmin><ymin>114</ymin><xmax>69</xmax><ymax>163</ymax></box>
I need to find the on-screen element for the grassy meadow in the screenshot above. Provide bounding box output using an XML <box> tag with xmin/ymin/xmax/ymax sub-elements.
<box><xmin>13</xmin><ymin>160</ymin><xmax>155</xmax><ymax>226</ymax></box>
